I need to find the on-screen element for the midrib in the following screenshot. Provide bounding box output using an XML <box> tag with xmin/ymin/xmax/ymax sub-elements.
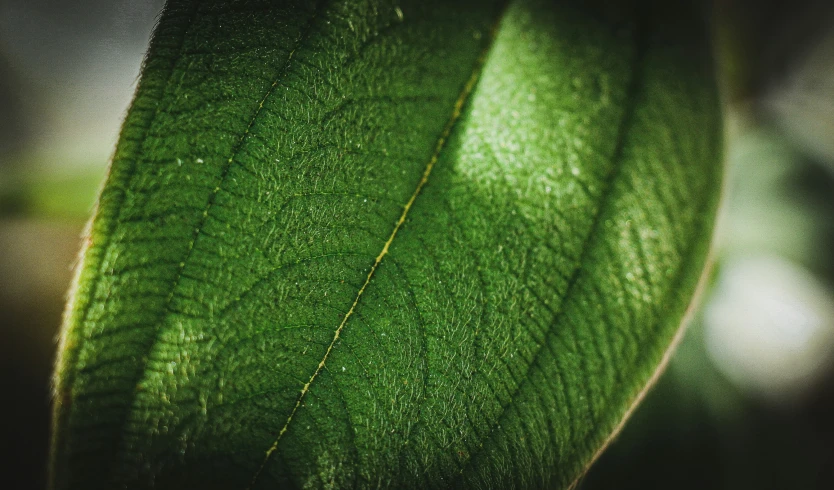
<box><xmin>246</xmin><ymin>13</ymin><xmax>506</xmax><ymax>489</ymax></box>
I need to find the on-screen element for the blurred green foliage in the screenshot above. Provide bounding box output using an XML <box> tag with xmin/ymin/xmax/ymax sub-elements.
<box><xmin>0</xmin><ymin>166</ymin><xmax>105</xmax><ymax>221</ymax></box>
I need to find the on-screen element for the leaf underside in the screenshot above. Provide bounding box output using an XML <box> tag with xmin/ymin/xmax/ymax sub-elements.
<box><xmin>51</xmin><ymin>0</ymin><xmax>721</xmax><ymax>488</ymax></box>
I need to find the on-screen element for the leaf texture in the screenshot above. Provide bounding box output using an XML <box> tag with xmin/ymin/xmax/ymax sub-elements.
<box><xmin>51</xmin><ymin>0</ymin><xmax>722</xmax><ymax>488</ymax></box>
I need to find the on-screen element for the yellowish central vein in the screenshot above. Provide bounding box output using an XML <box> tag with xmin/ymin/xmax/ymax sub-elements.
<box><xmin>246</xmin><ymin>53</ymin><xmax>488</xmax><ymax>489</ymax></box>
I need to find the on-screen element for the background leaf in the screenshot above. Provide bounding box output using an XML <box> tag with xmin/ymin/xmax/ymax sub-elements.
<box><xmin>50</xmin><ymin>0</ymin><xmax>721</xmax><ymax>488</ymax></box>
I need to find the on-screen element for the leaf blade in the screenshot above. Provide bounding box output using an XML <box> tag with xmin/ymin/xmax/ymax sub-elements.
<box><xmin>51</xmin><ymin>1</ymin><xmax>722</xmax><ymax>489</ymax></box>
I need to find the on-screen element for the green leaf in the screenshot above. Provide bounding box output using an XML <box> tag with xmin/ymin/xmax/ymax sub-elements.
<box><xmin>50</xmin><ymin>0</ymin><xmax>722</xmax><ymax>488</ymax></box>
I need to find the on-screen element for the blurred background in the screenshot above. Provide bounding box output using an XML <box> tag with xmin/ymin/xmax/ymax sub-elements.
<box><xmin>1</xmin><ymin>1</ymin><xmax>833</xmax><ymax>488</ymax></box>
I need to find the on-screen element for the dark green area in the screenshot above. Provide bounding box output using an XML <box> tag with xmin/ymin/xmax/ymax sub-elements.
<box><xmin>582</xmin><ymin>318</ymin><xmax>834</xmax><ymax>490</ymax></box>
<box><xmin>50</xmin><ymin>1</ymin><xmax>721</xmax><ymax>488</ymax></box>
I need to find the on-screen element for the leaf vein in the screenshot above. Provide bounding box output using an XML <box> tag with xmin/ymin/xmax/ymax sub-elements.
<box><xmin>246</xmin><ymin>29</ymin><xmax>495</xmax><ymax>490</ymax></box>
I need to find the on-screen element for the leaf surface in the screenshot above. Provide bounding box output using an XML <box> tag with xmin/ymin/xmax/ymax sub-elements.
<box><xmin>51</xmin><ymin>0</ymin><xmax>722</xmax><ymax>488</ymax></box>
